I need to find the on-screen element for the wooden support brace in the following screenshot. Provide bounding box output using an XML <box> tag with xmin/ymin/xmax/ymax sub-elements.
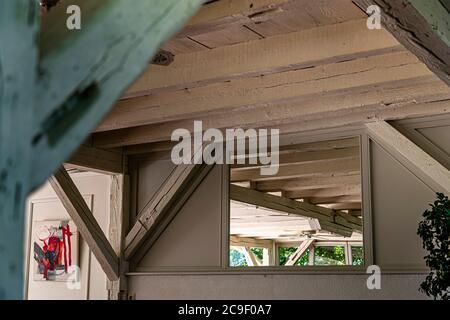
<box><xmin>242</xmin><ymin>247</ymin><xmax>261</xmax><ymax>267</ymax></box>
<box><xmin>107</xmin><ymin>173</ymin><xmax>130</xmax><ymax>300</ymax></box>
<box><xmin>124</xmin><ymin>163</ymin><xmax>210</xmax><ymax>261</ymax></box>
<box><xmin>285</xmin><ymin>239</ymin><xmax>315</xmax><ymax>266</ymax></box>
<box><xmin>124</xmin><ymin>139</ymin><xmax>213</xmax><ymax>262</ymax></box>
<box><xmin>49</xmin><ymin>168</ymin><xmax>119</xmax><ymax>281</ymax></box>
<box><xmin>129</xmin><ymin>164</ymin><xmax>214</xmax><ymax>265</ymax></box>
<box><xmin>230</xmin><ymin>185</ymin><xmax>362</xmax><ymax>237</ymax></box>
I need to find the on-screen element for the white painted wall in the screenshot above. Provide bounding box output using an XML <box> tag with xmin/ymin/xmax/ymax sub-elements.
<box><xmin>25</xmin><ymin>172</ymin><xmax>111</xmax><ymax>300</ymax></box>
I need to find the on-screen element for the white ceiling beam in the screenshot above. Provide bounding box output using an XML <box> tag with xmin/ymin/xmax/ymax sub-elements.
<box><xmin>231</xmin><ymin>157</ymin><xmax>360</xmax><ymax>182</ymax></box>
<box><xmin>99</xmin><ymin>50</ymin><xmax>429</xmax><ymax>132</ymax></box>
<box><xmin>354</xmin><ymin>0</ymin><xmax>450</xmax><ymax>87</ymax></box>
<box><xmin>255</xmin><ymin>175</ymin><xmax>361</xmax><ymax>192</ymax></box>
<box><xmin>124</xmin><ymin>18</ymin><xmax>401</xmax><ymax>96</ymax></box>
<box><xmin>92</xmin><ymin>81</ymin><xmax>450</xmax><ymax>148</ymax></box>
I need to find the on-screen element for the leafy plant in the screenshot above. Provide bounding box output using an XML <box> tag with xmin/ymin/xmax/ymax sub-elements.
<box><xmin>314</xmin><ymin>246</ymin><xmax>346</xmax><ymax>266</ymax></box>
<box><xmin>417</xmin><ymin>192</ymin><xmax>450</xmax><ymax>300</ymax></box>
<box><xmin>278</xmin><ymin>247</ymin><xmax>309</xmax><ymax>266</ymax></box>
<box><xmin>229</xmin><ymin>248</ymin><xmax>247</xmax><ymax>267</ymax></box>
<box><xmin>351</xmin><ymin>246</ymin><xmax>364</xmax><ymax>266</ymax></box>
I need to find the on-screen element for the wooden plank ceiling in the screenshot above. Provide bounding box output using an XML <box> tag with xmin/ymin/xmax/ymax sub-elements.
<box><xmin>90</xmin><ymin>0</ymin><xmax>450</xmax><ymax>149</ymax></box>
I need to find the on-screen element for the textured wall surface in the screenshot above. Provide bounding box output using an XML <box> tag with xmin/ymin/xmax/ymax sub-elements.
<box><xmin>128</xmin><ymin>273</ymin><xmax>428</xmax><ymax>300</ymax></box>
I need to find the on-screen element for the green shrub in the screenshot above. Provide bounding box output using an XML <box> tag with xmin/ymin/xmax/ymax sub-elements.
<box><xmin>417</xmin><ymin>192</ymin><xmax>450</xmax><ymax>300</ymax></box>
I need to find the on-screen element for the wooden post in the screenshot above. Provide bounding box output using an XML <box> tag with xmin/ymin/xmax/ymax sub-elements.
<box><xmin>0</xmin><ymin>0</ymin><xmax>39</xmax><ymax>300</ymax></box>
<box><xmin>108</xmin><ymin>174</ymin><xmax>130</xmax><ymax>300</ymax></box>
<box><xmin>0</xmin><ymin>0</ymin><xmax>202</xmax><ymax>299</ymax></box>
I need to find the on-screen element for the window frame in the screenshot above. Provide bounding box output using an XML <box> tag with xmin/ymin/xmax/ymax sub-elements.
<box><xmin>223</xmin><ymin>130</ymin><xmax>374</xmax><ymax>273</ymax></box>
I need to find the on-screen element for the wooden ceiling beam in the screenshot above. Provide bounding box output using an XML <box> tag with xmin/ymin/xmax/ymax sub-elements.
<box><xmin>99</xmin><ymin>51</ymin><xmax>431</xmax><ymax>132</ymax></box>
<box><xmin>162</xmin><ymin>0</ymin><xmax>364</xmax><ymax>54</ymax></box>
<box><xmin>231</xmin><ymin>225</ymin><xmax>314</xmax><ymax>233</ymax></box>
<box><xmin>231</xmin><ymin>147</ymin><xmax>359</xmax><ymax>169</ymax></box>
<box><xmin>124</xmin><ymin>18</ymin><xmax>401</xmax><ymax>97</ymax></box>
<box><xmin>309</xmin><ymin>195</ymin><xmax>361</xmax><ymax>204</ymax></box>
<box><xmin>321</xmin><ymin>203</ymin><xmax>362</xmax><ymax>211</ymax></box>
<box><xmin>125</xmin><ymin>137</ymin><xmax>360</xmax><ymax>156</ymax></box>
<box><xmin>92</xmin><ymin>81</ymin><xmax>450</xmax><ymax>148</ymax></box>
<box><xmin>179</xmin><ymin>0</ymin><xmax>361</xmax><ymax>39</ymax></box>
<box><xmin>354</xmin><ymin>0</ymin><xmax>450</xmax><ymax>87</ymax></box>
<box><xmin>255</xmin><ymin>174</ymin><xmax>361</xmax><ymax>192</ymax></box>
<box><xmin>230</xmin><ymin>185</ymin><xmax>362</xmax><ymax>237</ymax></box>
<box><xmin>178</xmin><ymin>0</ymin><xmax>291</xmax><ymax>38</ymax></box>
<box><xmin>230</xmin><ymin>236</ymin><xmax>273</xmax><ymax>249</ymax></box>
<box><xmin>230</xmin><ymin>157</ymin><xmax>360</xmax><ymax>182</ymax></box>
<box><xmin>282</xmin><ymin>186</ymin><xmax>362</xmax><ymax>199</ymax></box>
<box><xmin>66</xmin><ymin>145</ymin><xmax>124</xmax><ymax>174</ymax></box>
<box><xmin>273</xmin><ymin>95</ymin><xmax>450</xmax><ymax>139</ymax></box>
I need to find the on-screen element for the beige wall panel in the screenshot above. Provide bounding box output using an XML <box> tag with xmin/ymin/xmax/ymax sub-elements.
<box><xmin>137</xmin><ymin>166</ymin><xmax>223</xmax><ymax>269</ymax></box>
<box><xmin>417</xmin><ymin>125</ymin><xmax>450</xmax><ymax>159</ymax></box>
<box><xmin>137</xmin><ymin>160</ymin><xmax>176</xmax><ymax>214</ymax></box>
<box><xmin>370</xmin><ymin>140</ymin><xmax>434</xmax><ymax>271</ymax></box>
<box><xmin>128</xmin><ymin>273</ymin><xmax>428</xmax><ymax>299</ymax></box>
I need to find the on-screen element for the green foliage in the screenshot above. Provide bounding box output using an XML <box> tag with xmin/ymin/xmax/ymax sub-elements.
<box><xmin>229</xmin><ymin>248</ymin><xmax>247</xmax><ymax>267</ymax></box>
<box><xmin>250</xmin><ymin>247</ymin><xmax>264</xmax><ymax>261</ymax></box>
<box><xmin>278</xmin><ymin>247</ymin><xmax>309</xmax><ymax>266</ymax></box>
<box><xmin>314</xmin><ymin>246</ymin><xmax>346</xmax><ymax>265</ymax></box>
<box><xmin>351</xmin><ymin>246</ymin><xmax>364</xmax><ymax>266</ymax></box>
<box><xmin>417</xmin><ymin>192</ymin><xmax>450</xmax><ymax>300</ymax></box>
